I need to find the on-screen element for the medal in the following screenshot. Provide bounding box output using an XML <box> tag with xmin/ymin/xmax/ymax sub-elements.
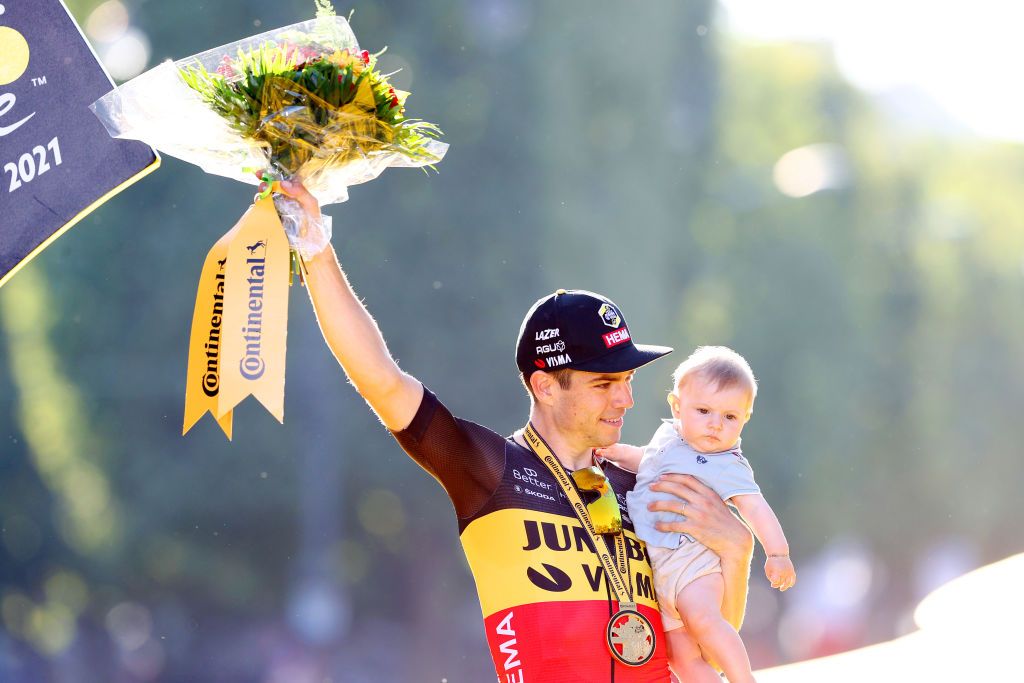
<box><xmin>606</xmin><ymin>602</ymin><xmax>657</xmax><ymax>667</ymax></box>
<box><xmin>523</xmin><ymin>424</ymin><xmax>658</xmax><ymax>669</ymax></box>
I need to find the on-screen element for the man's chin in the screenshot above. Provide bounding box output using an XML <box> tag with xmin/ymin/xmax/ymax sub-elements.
<box><xmin>594</xmin><ymin>424</ymin><xmax>623</xmax><ymax>447</ymax></box>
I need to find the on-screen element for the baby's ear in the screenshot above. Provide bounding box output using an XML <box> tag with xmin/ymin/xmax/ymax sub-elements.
<box><xmin>744</xmin><ymin>399</ymin><xmax>755</xmax><ymax>423</ymax></box>
<box><xmin>666</xmin><ymin>392</ymin><xmax>680</xmax><ymax>415</ymax></box>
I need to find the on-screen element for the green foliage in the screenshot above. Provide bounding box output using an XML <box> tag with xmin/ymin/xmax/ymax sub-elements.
<box><xmin>314</xmin><ymin>0</ymin><xmax>336</xmax><ymax>19</ymax></box>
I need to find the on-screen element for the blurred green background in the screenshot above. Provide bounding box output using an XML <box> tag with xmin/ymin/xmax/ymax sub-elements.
<box><xmin>2</xmin><ymin>0</ymin><xmax>1023</xmax><ymax>680</ymax></box>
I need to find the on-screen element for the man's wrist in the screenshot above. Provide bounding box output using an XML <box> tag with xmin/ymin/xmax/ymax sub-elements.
<box><xmin>305</xmin><ymin>243</ymin><xmax>337</xmax><ymax>269</ymax></box>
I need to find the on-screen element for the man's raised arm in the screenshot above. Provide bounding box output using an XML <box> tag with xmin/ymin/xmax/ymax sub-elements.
<box><xmin>274</xmin><ymin>179</ymin><xmax>423</xmax><ymax>431</ymax></box>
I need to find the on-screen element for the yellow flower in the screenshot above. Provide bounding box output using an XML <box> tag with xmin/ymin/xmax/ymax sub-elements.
<box><xmin>326</xmin><ymin>49</ymin><xmax>359</xmax><ymax>69</ymax></box>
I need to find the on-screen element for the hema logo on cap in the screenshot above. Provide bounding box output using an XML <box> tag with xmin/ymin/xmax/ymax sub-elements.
<box><xmin>602</xmin><ymin>327</ymin><xmax>631</xmax><ymax>349</ymax></box>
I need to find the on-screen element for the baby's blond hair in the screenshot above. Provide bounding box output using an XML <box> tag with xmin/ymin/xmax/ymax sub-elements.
<box><xmin>671</xmin><ymin>346</ymin><xmax>757</xmax><ymax>399</ymax></box>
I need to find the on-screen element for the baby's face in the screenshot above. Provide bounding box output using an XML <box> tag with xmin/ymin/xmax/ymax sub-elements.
<box><xmin>668</xmin><ymin>376</ymin><xmax>753</xmax><ymax>453</ymax></box>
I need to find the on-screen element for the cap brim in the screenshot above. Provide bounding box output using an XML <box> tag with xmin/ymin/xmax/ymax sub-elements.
<box><xmin>570</xmin><ymin>343</ymin><xmax>673</xmax><ymax>374</ymax></box>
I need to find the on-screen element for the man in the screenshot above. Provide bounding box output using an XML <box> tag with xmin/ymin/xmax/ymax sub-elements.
<box><xmin>272</xmin><ymin>180</ymin><xmax>754</xmax><ymax>681</ymax></box>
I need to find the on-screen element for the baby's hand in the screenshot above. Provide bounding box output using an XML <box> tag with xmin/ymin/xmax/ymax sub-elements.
<box><xmin>594</xmin><ymin>444</ymin><xmax>643</xmax><ymax>473</ymax></box>
<box><xmin>765</xmin><ymin>555</ymin><xmax>796</xmax><ymax>591</ymax></box>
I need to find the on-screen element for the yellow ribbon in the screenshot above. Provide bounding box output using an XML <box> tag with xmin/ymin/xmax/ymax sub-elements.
<box><xmin>182</xmin><ymin>224</ymin><xmax>239</xmax><ymax>438</ymax></box>
<box><xmin>183</xmin><ymin>196</ymin><xmax>290</xmax><ymax>436</ymax></box>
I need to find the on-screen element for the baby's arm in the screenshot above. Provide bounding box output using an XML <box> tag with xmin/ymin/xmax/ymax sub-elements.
<box><xmin>731</xmin><ymin>494</ymin><xmax>796</xmax><ymax>591</ymax></box>
<box><xmin>594</xmin><ymin>444</ymin><xmax>644</xmax><ymax>473</ymax></box>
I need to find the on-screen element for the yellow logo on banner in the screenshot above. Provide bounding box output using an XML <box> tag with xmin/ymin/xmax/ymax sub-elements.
<box><xmin>183</xmin><ymin>197</ymin><xmax>290</xmax><ymax>436</ymax></box>
<box><xmin>0</xmin><ymin>26</ymin><xmax>31</xmax><ymax>86</ymax></box>
<box><xmin>460</xmin><ymin>509</ymin><xmax>659</xmax><ymax>618</ymax></box>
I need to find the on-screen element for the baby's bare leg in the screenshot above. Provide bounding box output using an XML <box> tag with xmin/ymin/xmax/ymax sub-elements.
<box><xmin>664</xmin><ymin>626</ymin><xmax>722</xmax><ymax>683</ymax></box>
<box><xmin>677</xmin><ymin>573</ymin><xmax>755</xmax><ymax>683</ymax></box>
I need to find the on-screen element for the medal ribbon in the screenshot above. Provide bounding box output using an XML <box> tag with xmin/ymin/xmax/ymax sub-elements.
<box><xmin>523</xmin><ymin>423</ymin><xmax>632</xmax><ymax>604</ymax></box>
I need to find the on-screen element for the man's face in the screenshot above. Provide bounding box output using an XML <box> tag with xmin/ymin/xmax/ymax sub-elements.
<box><xmin>549</xmin><ymin>369</ymin><xmax>636</xmax><ymax>450</ymax></box>
<box><xmin>668</xmin><ymin>375</ymin><xmax>752</xmax><ymax>453</ymax></box>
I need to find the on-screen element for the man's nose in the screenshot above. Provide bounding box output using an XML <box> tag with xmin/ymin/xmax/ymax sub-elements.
<box><xmin>613</xmin><ymin>382</ymin><xmax>634</xmax><ymax>409</ymax></box>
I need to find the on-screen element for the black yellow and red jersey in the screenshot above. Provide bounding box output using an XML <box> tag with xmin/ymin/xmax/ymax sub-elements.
<box><xmin>393</xmin><ymin>388</ymin><xmax>671</xmax><ymax>682</ymax></box>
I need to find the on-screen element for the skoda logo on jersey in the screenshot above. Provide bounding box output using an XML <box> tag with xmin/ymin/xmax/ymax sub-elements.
<box><xmin>696</xmin><ymin>455</ymin><xmax>708</xmax><ymax>464</ymax></box>
<box><xmin>598</xmin><ymin>303</ymin><xmax>621</xmax><ymax>328</ymax></box>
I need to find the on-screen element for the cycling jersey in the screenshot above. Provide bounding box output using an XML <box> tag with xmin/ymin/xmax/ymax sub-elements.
<box><xmin>393</xmin><ymin>388</ymin><xmax>671</xmax><ymax>682</ymax></box>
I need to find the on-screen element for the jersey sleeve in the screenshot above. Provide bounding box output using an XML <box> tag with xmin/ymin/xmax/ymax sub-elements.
<box><xmin>390</xmin><ymin>387</ymin><xmax>507</xmax><ymax>519</ymax></box>
<box><xmin>716</xmin><ymin>455</ymin><xmax>761</xmax><ymax>502</ymax></box>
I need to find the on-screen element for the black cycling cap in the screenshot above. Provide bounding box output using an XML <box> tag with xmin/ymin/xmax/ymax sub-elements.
<box><xmin>516</xmin><ymin>289</ymin><xmax>672</xmax><ymax>380</ymax></box>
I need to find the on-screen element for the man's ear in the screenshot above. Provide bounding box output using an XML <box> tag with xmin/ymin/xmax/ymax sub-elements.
<box><xmin>530</xmin><ymin>371</ymin><xmax>557</xmax><ymax>406</ymax></box>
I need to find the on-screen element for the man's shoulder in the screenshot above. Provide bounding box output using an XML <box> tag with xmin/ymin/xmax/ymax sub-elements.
<box><xmin>405</xmin><ymin>387</ymin><xmax>499</xmax><ymax>431</ymax></box>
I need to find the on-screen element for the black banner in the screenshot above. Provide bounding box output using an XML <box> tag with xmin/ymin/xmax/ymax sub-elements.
<box><xmin>0</xmin><ymin>0</ymin><xmax>158</xmax><ymax>287</ymax></box>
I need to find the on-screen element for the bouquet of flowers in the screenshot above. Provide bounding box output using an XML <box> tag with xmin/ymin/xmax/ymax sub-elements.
<box><xmin>91</xmin><ymin>2</ymin><xmax>446</xmax><ymax>438</ymax></box>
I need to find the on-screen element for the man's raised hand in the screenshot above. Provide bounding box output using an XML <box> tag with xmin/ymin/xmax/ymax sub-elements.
<box><xmin>255</xmin><ymin>172</ymin><xmax>331</xmax><ymax>259</ymax></box>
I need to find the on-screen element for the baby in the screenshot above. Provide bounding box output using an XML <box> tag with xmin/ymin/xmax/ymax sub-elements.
<box><xmin>599</xmin><ymin>346</ymin><xmax>795</xmax><ymax>683</ymax></box>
